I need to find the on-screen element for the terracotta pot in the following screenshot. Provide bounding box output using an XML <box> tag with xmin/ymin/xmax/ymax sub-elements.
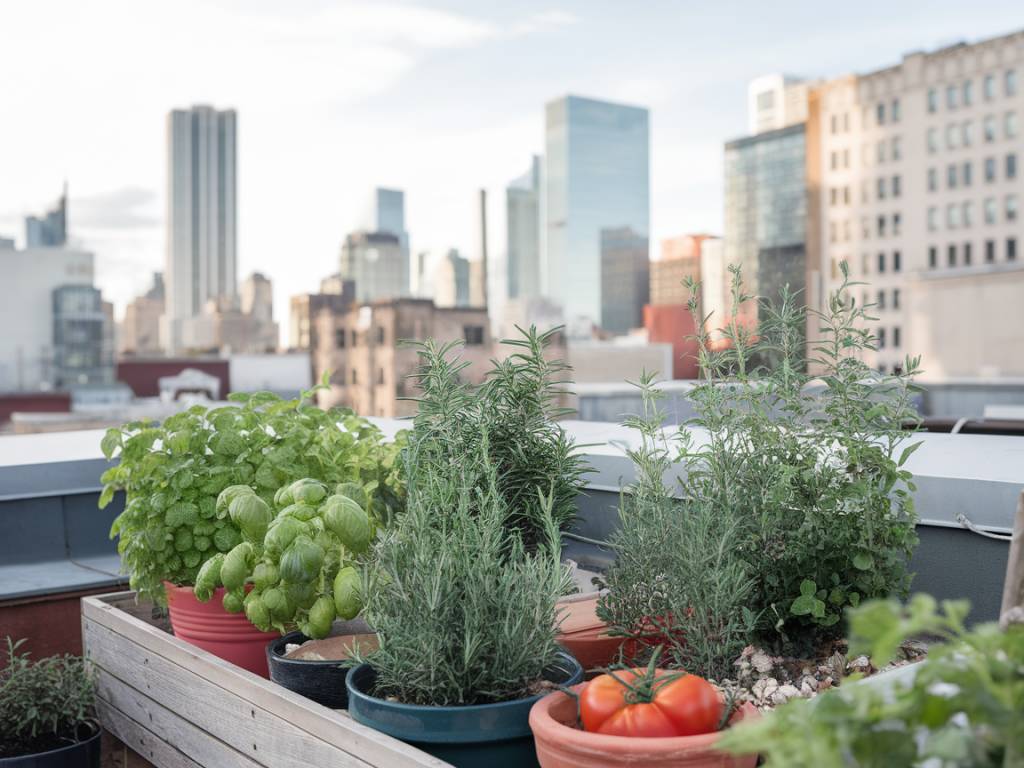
<box><xmin>529</xmin><ymin>682</ymin><xmax>759</xmax><ymax>768</ymax></box>
<box><xmin>164</xmin><ymin>582</ymin><xmax>279</xmax><ymax>678</ymax></box>
<box><xmin>555</xmin><ymin>594</ymin><xmax>628</xmax><ymax>671</ymax></box>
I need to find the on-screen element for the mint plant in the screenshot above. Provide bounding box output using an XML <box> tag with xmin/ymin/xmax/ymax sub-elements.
<box><xmin>100</xmin><ymin>381</ymin><xmax>405</xmax><ymax>604</ymax></box>
<box><xmin>720</xmin><ymin>596</ymin><xmax>1024</xmax><ymax>766</ymax></box>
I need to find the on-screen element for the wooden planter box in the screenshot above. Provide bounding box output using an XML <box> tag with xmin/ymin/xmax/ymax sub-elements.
<box><xmin>81</xmin><ymin>592</ymin><xmax>450</xmax><ymax>768</ymax></box>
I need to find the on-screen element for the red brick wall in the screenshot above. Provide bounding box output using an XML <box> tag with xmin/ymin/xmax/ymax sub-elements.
<box><xmin>0</xmin><ymin>392</ymin><xmax>72</xmax><ymax>425</ymax></box>
<box><xmin>116</xmin><ymin>359</ymin><xmax>230</xmax><ymax>398</ymax></box>
<box><xmin>643</xmin><ymin>304</ymin><xmax>699</xmax><ymax>380</ymax></box>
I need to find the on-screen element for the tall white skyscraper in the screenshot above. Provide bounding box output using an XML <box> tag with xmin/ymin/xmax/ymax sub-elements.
<box><xmin>162</xmin><ymin>105</ymin><xmax>237</xmax><ymax>353</ymax></box>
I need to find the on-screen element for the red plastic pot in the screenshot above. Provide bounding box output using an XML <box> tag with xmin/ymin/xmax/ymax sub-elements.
<box><xmin>164</xmin><ymin>582</ymin><xmax>279</xmax><ymax>678</ymax></box>
<box><xmin>555</xmin><ymin>595</ymin><xmax>628</xmax><ymax>672</ymax></box>
<box><xmin>529</xmin><ymin>683</ymin><xmax>759</xmax><ymax>768</ymax></box>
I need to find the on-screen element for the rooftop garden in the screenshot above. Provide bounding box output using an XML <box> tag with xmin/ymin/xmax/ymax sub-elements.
<box><xmin>1</xmin><ymin>273</ymin><xmax>1021</xmax><ymax>768</ymax></box>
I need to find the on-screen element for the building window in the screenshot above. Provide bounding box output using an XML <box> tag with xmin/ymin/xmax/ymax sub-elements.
<box><xmin>893</xmin><ymin>327</ymin><xmax>901</xmax><ymax>348</ymax></box>
<box><xmin>893</xmin><ymin>250</ymin><xmax>902</xmax><ymax>272</ymax></box>
<box><xmin>963</xmin><ymin>79</ymin><xmax>973</xmax><ymax>106</ymax></box>
<box><xmin>1010</xmin><ymin>237</ymin><xmax>1018</xmax><ymax>261</ymax></box>
<box><xmin>351</xmin><ymin>368</ymin><xmax>358</xmax><ymax>384</ymax></box>
<box><xmin>377</xmin><ymin>368</ymin><xmax>385</xmax><ymax>385</ymax></box>
<box><xmin>927</xmin><ymin>127</ymin><xmax>938</xmax><ymax>153</ymax></box>
<box><xmin>877</xmin><ymin>215</ymin><xmax>886</xmax><ymax>237</ymax></box>
<box><xmin>893</xmin><ymin>288</ymin><xmax>901</xmax><ymax>309</ymax></box>
<box><xmin>1007</xmin><ymin>153</ymin><xmax>1018</xmax><ymax>180</ymax></box>
<box><xmin>946</xmin><ymin>122</ymin><xmax>959</xmax><ymax>149</ymax></box>
<box><xmin>1008</xmin><ymin>194</ymin><xmax>1019</xmax><ymax>222</ymax></box>
<box><xmin>962</xmin><ymin>120</ymin><xmax>973</xmax><ymax>146</ymax></box>
<box><xmin>843</xmin><ymin>148</ymin><xmax>850</xmax><ymax>168</ymax></box>
<box><xmin>928</xmin><ymin>246</ymin><xmax>937</xmax><ymax>268</ymax></box>
<box><xmin>861</xmin><ymin>217</ymin><xmax>870</xmax><ymax>239</ymax></box>
<box><xmin>985</xmin><ymin>197</ymin><xmax>997</xmax><ymax>224</ymax></box>
<box><xmin>878</xmin><ymin>328</ymin><xmax>887</xmax><ymax>349</ymax></box>
<box><xmin>984</xmin><ymin>74</ymin><xmax>995</xmax><ymax>100</ymax></box>
<box><xmin>1007</xmin><ymin>112</ymin><xmax>1018</xmax><ymax>139</ymax></box>
<box><xmin>891</xmin><ymin>136</ymin><xmax>901</xmax><ymax>160</ymax></box>
<box><xmin>875</xmin><ymin>252</ymin><xmax>885</xmax><ymax>273</ymax></box>
<box><xmin>335</xmin><ymin>329</ymin><xmax>346</xmax><ymax>348</ymax></box>
<box><xmin>376</xmin><ymin>326</ymin><xmax>385</xmax><ymax>345</ymax></box>
<box><xmin>946</xmin><ymin>84</ymin><xmax>957</xmax><ymax>110</ymax></box>
<box><xmin>927</xmin><ymin>88</ymin><xmax>938</xmax><ymax>112</ymax></box>
<box><xmin>876</xmin><ymin>141</ymin><xmax>886</xmax><ymax>164</ymax></box>
<box><xmin>830</xmin><ymin>151</ymin><xmax>838</xmax><ymax>170</ymax></box>
<box><xmin>351</xmin><ymin>329</ymin><xmax>358</xmax><ymax>347</ymax></box>
<box><xmin>1007</xmin><ymin>70</ymin><xmax>1018</xmax><ymax>97</ymax></box>
<box><xmin>984</xmin><ymin>115</ymin><xmax>996</xmax><ymax>142</ymax></box>
<box><xmin>830</xmin><ymin>115</ymin><xmax>838</xmax><ymax>134</ymax></box>
<box><xmin>843</xmin><ymin>186</ymin><xmax>850</xmax><ymax>205</ymax></box>
<box><xmin>463</xmin><ymin>325</ymin><xmax>485</xmax><ymax>345</ymax></box>
<box><xmin>891</xmin><ymin>98</ymin><xmax>901</xmax><ymax>122</ymax></box>
<box><xmin>861</xmin><ymin>253</ymin><xmax>870</xmax><ymax>274</ymax></box>
<box><xmin>876</xmin><ymin>103</ymin><xmax>885</xmax><ymax>124</ymax></box>
<box><xmin>947</xmin><ymin>243</ymin><xmax>957</xmax><ymax>266</ymax></box>
<box><xmin>893</xmin><ymin>213</ymin><xmax>902</xmax><ymax>236</ymax></box>
<box><xmin>947</xmin><ymin>164</ymin><xmax>957</xmax><ymax>189</ymax></box>
<box><xmin>892</xmin><ymin>175</ymin><xmax>901</xmax><ymax>197</ymax></box>
<box><xmin>985</xmin><ymin>157</ymin><xmax>996</xmax><ymax>182</ymax></box>
<box><xmin>962</xmin><ymin>201</ymin><xmax>973</xmax><ymax>228</ymax></box>
<box><xmin>876</xmin><ymin>177</ymin><xmax>886</xmax><ymax>199</ymax></box>
<box><xmin>877</xmin><ymin>290</ymin><xmax>886</xmax><ymax>309</ymax></box>
<box><xmin>844</xmin><ymin>113</ymin><xmax>850</xmax><ymax>132</ymax></box>
<box><xmin>964</xmin><ymin>242</ymin><xmax>973</xmax><ymax>265</ymax></box>
<box><xmin>927</xmin><ymin>206</ymin><xmax>938</xmax><ymax>231</ymax></box>
<box><xmin>947</xmin><ymin>203</ymin><xmax>959</xmax><ymax>229</ymax></box>
<box><xmin>927</xmin><ymin>167</ymin><xmax>937</xmax><ymax>191</ymax></box>
<box><xmin>963</xmin><ymin>161</ymin><xmax>972</xmax><ymax>187</ymax></box>
<box><xmin>986</xmin><ymin>239</ymin><xmax>996</xmax><ymax>263</ymax></box>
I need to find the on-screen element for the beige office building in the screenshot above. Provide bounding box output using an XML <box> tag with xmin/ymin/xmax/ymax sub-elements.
<box><xmin>810</xmin><ymin>31</ymin><xmax>1024</xmax><ymax>377</ymax></box>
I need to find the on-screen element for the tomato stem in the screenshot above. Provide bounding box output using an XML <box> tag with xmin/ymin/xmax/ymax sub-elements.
<box><xmin>602</xmin><ymin>645</ymin><xmax>689</xmax><ymax>705</ymax></box>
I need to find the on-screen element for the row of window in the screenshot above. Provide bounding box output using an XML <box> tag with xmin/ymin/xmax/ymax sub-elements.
<box><xmin>927</xmin><ymin>113</ymin><xmax>1018</xmax><ymax>152</ymax></box>
<box><xmin>876</xmin><ymin>326</ymin><xmax>902</xmax><ymax>350</ymax></box>
<box><xmin>334</xmin><ymin>324</ymin><xmax>486</xmax><ymax>351</ymax></box>
<box><xmin>927</xmin><ymin>70</ymin><xmax>1017</xmax><ymax>114</ymax></box>
<box><xmin>927</xmin><ymin>195</ymin><xmax>1019</xmax><ymax>230</ymax></box>
<box><xmin>929</xmin><ymin>155</ymin><xmax>1018</xmax><ymax>190</ymax></box>
<box><xmin>868</xmin><ymin>288</ymin><xmax>902</xmax><ymax>311</ymax></box>
<box><xmin>927</xmin><ymin>238</ymin><xmax>1018</xmax><ymax>268</ymax></box>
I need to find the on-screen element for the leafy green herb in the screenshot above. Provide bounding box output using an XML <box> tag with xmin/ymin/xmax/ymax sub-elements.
<box><xmin>720</xmin><ymin>596</ymin><xmax>1024</xmax><ymax>767</ymax></box>
<box><xmin>100</xmin><ymin>381</ymin><xmax>405</xmax><ymax>604</ymax></box>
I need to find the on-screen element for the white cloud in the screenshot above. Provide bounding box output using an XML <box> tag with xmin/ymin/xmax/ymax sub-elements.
<box><xmin>510</xmin><ymin>9</ymin><xmax>580</xmax><ymax>35</ymax></box>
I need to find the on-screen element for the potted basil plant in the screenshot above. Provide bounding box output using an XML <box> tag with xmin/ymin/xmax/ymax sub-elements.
<box><xmin>345</xmin><ymin>434</ymin><xmax>582</xmax><ymax>768</ymax></box>
<box><xmin>0</xmin><ymin>640</ymin><xmax>101</xmax><ymax>768</ymax></box>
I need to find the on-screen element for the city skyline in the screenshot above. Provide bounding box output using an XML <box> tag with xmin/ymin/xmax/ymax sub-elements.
<box><xmin>2</xmin><ymin>1</ymin><xmax>1024</xmax><ymax>342</ymax></box>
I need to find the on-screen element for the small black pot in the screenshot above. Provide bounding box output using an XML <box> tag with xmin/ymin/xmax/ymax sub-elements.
<box><xmin>267</xmin><ymin>625</ymin><xmax>372</xmax><ymax>709</ymax></box>
<box><xmin>0</xmin><ymin>722</ymin><xmax>101</xmax><ymax>768</ymax></box>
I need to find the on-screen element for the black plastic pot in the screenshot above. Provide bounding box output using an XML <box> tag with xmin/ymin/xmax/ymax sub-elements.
<box><xmin>267</xmin><ymin>622</ymin><xmax>373</xmax><ymax>709</ymax></box>
<box><xmin>0</xmin><ymin>722</ymin><xmax>101</xmax><ymax>768</ymax></box>
<box><xmin>345</xmin><ymin>651</ymin><xmax>583</xmax><ymax>768</ymax></box>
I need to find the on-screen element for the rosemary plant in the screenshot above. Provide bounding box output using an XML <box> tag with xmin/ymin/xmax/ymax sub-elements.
<box><xmin>405</xmin><ymin>325</ymin><xmax>588</xmax><ymax>549</ymax></box>
<box><xmin>596</xmin><ymin>373</ymin><xmax>757</xmax><ymax>680</ymax></box>
<box><xmin>360</xmin><ymin>433</ymin><xmax>571</xmax><ymax>706</ymax></box>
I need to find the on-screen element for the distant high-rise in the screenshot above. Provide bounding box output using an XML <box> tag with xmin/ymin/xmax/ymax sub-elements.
<box><xmin>25</xmin><ymin>185</ymin><xmax>68</xmax><ymax>248</ymax></box>
<box><xmin>600</xmin><ymin>227</ymin><xmax>649</xmax><ymax>334</ymax></box>
<box><xmin>120</xmin><ymin>272</ymin><xmax>165</xmax><ymax>356</ymax></box>
<box><xmin>162</xmin><ymin>105</ymin><xmax>237</xmax><ymax>353</ymax></box>
<box><xmin>241</xmin><ymin>272</ymin><xmax>274</xmax><ymax>325</ymax></box>
<box><xmin>506</xmin><ymin>156</ymin><xmax>541</xmax><ymax>300</ymax></box>
<box><xmin>544</xmin><ymin>95</ymin><xmax>649</xmax><ymax>324</ymax></box>
<box><xmin>432</xmin><ymin>249</ymin><xmax>472</xmax><ymax>308</ymax></box>
<box><xmin>361</xmin><ymin>188</ymin><xmax>409</xmax><ymax>295</ymax></box>
<box><xmin>747</xmin><ymin>75</ymin><xmax>812</xmax><ymax>135</ymax></box>
<box><xmin>340</xmin><ymin>231</ymin><xmax>408</xmax><ymax>302</ymax></box>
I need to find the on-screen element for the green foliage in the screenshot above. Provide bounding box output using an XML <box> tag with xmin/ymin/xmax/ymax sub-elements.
<box><xmin>359</xmin><ymin>432</ymin><xmax>571</xmax><ymax>706</ymax></box>
<box><xmin>720</xmin><ymin>596</ymin><xmax>1024</xmax><ymax>767</ymax></box>
<box><xmin>195</xmin><ymin>479</ymin><xmax>380</xmax><ymax>636</ymax></box>
<box><xmin>681</xmin><ymin>264</ymin><xmax>921</xmax><ymax>651</ymax></box>
<box><xmin>407</xmin><ymin>325</ymin><xmax>589</xmax><ymax>549</ymax></box>
<box><xmin>100</xmin><ymin>384</ymin><xmax>405</xmax><ymax>604</ymax></box>
<box><xmin>0</xmin><ymin>639</ymin><xmax>95</xmax><ymax>758</ymax></box>
<box><xmin>596</xmin><ymin>372</ymin><xmax>757</xmax><ymax>679</ymax></box>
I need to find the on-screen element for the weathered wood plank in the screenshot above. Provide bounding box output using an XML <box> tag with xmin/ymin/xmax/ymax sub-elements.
<box><xmin>82</xmin><ymin>595</ymin><xmax>450</xmax><ymax>768</ymax></box>
<box><xmin>1000</xmin><ymin>490</ymin><xmax>1024</xmax><ymax>629</ymax></box>
<box><xmin>85</xmin><ymin>618</ymin><xmax>372</xmax><ymax>768</ymax></box>
<box><xmin>97</xmin><ymin>697</ymin><xmax>203</xmax><ymax>768</ymax></box>
<box><xmin>96</xmin><ymin>670</ymin><xmax>262</xmax><ymax>768</ymax></box>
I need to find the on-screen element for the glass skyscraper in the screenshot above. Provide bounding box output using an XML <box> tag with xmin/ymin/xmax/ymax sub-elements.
<box><xmin>544</xmin><ymin>96</ymin><xmax>649</xmax><ymax>326</ymax></box>
<box><xmin>723</xmin><ymin>123</ymin><xmax>807</xmax><ymax>322</ymax></box>
<box><xmin>600</xmin><ymin>227</ymin><xmax>649</xmax><ymax>333</ymax></box>
<box><xmin>25</xmin><ymin>185</ymin><xmax>67</xmax><ymax>248</ymax></box>
<box><xmin>506</xmin><ymin>156</ymin><xmax>541</xmax><ymax>300</ymax></box>
<box><xmin>361</xmin><ymin>188</ymin><xmax>409</xmax><ymax>296</ymax></box>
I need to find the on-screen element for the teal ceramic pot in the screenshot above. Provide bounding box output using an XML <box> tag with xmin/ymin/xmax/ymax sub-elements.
<box><xmin>346</xmin><ymin>651</ymin><xmax>583</xmax><ymax>768</ymax></box>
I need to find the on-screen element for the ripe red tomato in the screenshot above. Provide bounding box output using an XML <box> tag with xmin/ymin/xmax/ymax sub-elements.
<box><xmin>579</xmin><ymin>667</ymin><xmax>723</xmax><ymax>738</ymax></box>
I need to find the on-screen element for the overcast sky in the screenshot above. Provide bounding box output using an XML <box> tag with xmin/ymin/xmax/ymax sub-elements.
<box><xmin>2</xmin><ymin>0</ymin><xmax>1022</xmax><ymax>339</ymax></box>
